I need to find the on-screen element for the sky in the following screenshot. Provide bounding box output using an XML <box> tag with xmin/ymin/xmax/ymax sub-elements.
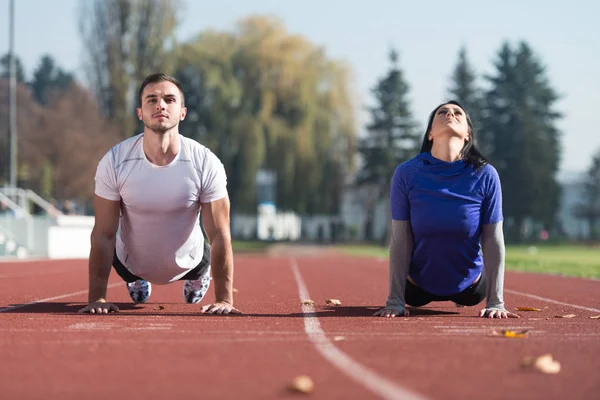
<box><xmin>0</xmin><ymin>0</ymin><xmax>598</xmax><ymax>177</ymax></box>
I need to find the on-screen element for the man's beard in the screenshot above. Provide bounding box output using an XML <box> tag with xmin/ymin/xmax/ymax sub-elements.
<box><xmin>145</xmin><ymin>120</ymin><xmax>177</xmax><ymax>134</ymax></box>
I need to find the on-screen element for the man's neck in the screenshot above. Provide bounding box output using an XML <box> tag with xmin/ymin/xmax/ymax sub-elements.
<box><xmin>143</xmin><ymin>128</ymin><xmax>179</xmax><ymax>166</ymax></box>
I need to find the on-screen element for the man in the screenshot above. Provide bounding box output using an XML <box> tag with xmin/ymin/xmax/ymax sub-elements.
<box><xmin>79</xmin><ymin>73</ymin><xmax>240</xmax><ymax>315</ymax></box>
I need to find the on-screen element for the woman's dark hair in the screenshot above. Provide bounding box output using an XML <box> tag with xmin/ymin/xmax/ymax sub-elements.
<box><xmin>420</xmin><ymin>100</ymin><xmax>487</xmax><ymax>169</ymax></box>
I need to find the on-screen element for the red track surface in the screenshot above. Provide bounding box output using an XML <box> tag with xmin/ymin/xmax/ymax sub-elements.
<box><xmin>1</xmin><ymin>254</ymin><xmax>599</xmax><ymax>400</ymax></box>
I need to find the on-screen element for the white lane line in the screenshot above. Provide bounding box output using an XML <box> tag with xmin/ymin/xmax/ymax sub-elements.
<box><xmin>0</xmin><ymin>270</ymin><xmax>76</xmax><ymax>279</ymax></box>
<box><xmin>290</xmin><ymin>258</ymin><xmax>427</xmax><ymax>400</ymax></box>
<box><xmin>67</xmin><ymin>322</ymin><xmax>173</xmax><ymax>331</ymax></box>
<box><xmin>506</xmin><ymin>289</ymin><xmax>600</xmax><ymax>313</ymax></box>
<box><xmin>0</xmin><ymin>282</ymin><xmax>124</xmax><ymax>313</ymax></box>
<box><xmin>0</xmin><ymin>257</ymin><xmax>87</xmax><ymax>265</ymax></box>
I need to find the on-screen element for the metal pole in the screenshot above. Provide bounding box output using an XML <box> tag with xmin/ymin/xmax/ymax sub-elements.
<box><xmin>8</xmin><ymin>0</ymin><xmax>18</xmax><ymax>188</ymax></box>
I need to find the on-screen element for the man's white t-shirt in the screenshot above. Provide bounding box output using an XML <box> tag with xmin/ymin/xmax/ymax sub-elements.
<box><xmin>94</xmin><ymin>133</ymin><xmax>228</xmax><ymax>284</ymax></box>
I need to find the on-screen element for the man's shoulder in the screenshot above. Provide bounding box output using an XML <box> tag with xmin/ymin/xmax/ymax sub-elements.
<box><xmin>96</xmin><ymin>134</ymin><xmax>140</xmax><ymax>169</ymax></box>
<box><xmin>180</xmin><ymin>135</ymin><xmax>208</xmax><ymax>153</ymax></box>
<box><xmin>180</xmin><ymin>135</ymin><xmax>222</xmax><ymax>164</ymax></box>
<box><xmin>109</xmin><ymin>133</ymin><xmax>143</xmax><ymax>157</ymax></box>
<box><xmin>113</xmin><ymin>133</ymin><xmax>143</xmax><ymax>148</ymax></box>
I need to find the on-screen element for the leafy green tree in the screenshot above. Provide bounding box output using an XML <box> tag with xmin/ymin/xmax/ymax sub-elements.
<box><xmin>174</xmin><ymin>16</ymin><xmax>356</xmax><ymax>214</ymax></box>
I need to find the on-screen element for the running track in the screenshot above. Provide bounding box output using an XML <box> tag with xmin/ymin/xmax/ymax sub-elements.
<box><xmin>1</xmin><ymin>253</ymin><xmax>599</xmax><ymax>400</ymax></box>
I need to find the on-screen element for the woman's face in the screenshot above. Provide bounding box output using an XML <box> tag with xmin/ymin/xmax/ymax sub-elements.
<box><xmin>429</xmin><ymin>103</ymin><xmax>470</xmax><ymax>142</ymax></box>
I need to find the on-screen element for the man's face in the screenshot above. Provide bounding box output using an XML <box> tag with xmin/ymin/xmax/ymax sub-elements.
<box><xmin>136</xmin><ymin>81</ymin><xmax>186</xmax><ymax>134</ymax></box>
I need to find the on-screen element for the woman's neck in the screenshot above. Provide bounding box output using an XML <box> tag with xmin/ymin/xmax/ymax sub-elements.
<box><xmin>430</xmin><ymin>137</ymin><xmax>465</xmax><ymax>162</ymax></box>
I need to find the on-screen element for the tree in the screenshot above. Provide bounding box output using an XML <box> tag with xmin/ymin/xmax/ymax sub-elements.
<box><xmin>174</xmin><ymin>16</ymin><xmax>356</xmax><ymax>214</ymax></box>
<box><xmin>0</xmin><ymin>82</ymin><xmax>42</xmax><ymax>185</ymax></box>
<box><xmin>356</xmin><ymin>49</ymin><xmax>420</xmax><ymax>242</ymax></box>
<box><xmin>0</xmin><ymin>80</ymin><xmax>119</xmax><ymax>200</ymax></box>
<box><xmin>30</xmin><ymin>55</ymin><xmax>74</xmax><ymax>105</ymax></box>
<box><xmin>78</xmin><ymin>0</ymin><xmax>180</xmax><ymax>139</ymax></box>
<box><xmin>35</xmin><ymin>84</ymin><xmax>120</xmax><ymax>200</ymax></box>
<box><xmin>0</xmin><ymin>53</ymin><xmax>26</xmax><ymax>83</ymax></box>
<box><xmin>448</xmin><ymin>46</ymin><xmax>486</xmax><ymax>153</ymax></box>
<box><xmin>573</xmin><ymin>149</ymin><xmax>600</xmax><ymax>239</ymax></box>
<box><xmin>483</xmin><ymin>41</ymin><xmax>562</xmax><ymax>241</ymax></box>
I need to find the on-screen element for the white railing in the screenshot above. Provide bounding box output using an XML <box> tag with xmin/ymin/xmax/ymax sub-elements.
<box><xmin>0</xmin><ymin>224</ymin><xmax>28</xmax><ymax>258</ymax></box>
<box><xmin>0</xmin><ymin>191</ymin><xmax>34</xmax><ymax>251</ymax></box>
<box><xmin>0</xmin><ymin>187</ymin><xmax>63</xmax><ymax>216</ymax></box>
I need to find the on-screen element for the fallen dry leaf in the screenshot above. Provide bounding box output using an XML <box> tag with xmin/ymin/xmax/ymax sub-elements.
<box><xmin>326</xmin><ymin>299</ymin><xmax>342</xmax><ymax>306</ymax></box>
<box><xmin>288</xmin><ymin>375</ymin><xmax>314</xmax><ymax>394</ymax></box>
<box><xmin>332</xmin><ymin>336</ymin><xmax>346</xmax><ymax>342</ymax></box>
<box><xmin>555</xmin><ymin>314</ymin><xmax>576</xmax><ymax>318</ymax></box>
<box><xmin>492</xmin><ymin>329</ymin><xmax>529</xmax><ymax>338</ymax></box>
<box><xmin>153</xmin><ymin>305</ymin><xmax>165</xmax><ymax>310</ymax></box>
<box><xmin>301</xmin><ymin>300</ymin><xmax>315</xmax><ymax>306</ymax></box>
<box><xmin>522</xmin><ymin>354</ymin><xmax>561</xmax><ymax>374</ymax></box>
<box><xmin>516</xmin><ymin>306</ymin><xmax>542</xmax><ymax>311</ymax></box>
<box><xmin>590</xmin><ymin>315</ymin><xmax>600</xmax><ymax>319</ymax></box>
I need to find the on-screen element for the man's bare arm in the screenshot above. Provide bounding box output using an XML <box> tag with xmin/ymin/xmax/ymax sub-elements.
<box><xmin>201</xmin><ymin>197</ymin><xmax>240</xmax><ymax>314</ymax></box>
<box><xmin>88</xmin><ymin>195</ymin><xmax>121</xmax><ymax>303</ymax></box>
<box><xmin>200</xmin><ymin>196</ymin><xmax>239</xmax><ymax>313</ymax></box>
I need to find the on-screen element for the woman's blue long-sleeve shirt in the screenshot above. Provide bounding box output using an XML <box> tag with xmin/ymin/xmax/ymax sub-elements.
<box><xmin>390</xmin><ymin>152</ymin><xmax>503</xmax><ymax>296</ymax></box>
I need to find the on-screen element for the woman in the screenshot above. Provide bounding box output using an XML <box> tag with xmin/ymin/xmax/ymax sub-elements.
<box><xmin>374</xmin><ymin>101</ymin><xmax>518</xmax><ymax>319</ymax></box>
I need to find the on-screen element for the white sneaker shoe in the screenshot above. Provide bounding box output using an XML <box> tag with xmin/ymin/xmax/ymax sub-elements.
<box><xmin>127</xmin><ymin>279</ymin><xmax>152</xmax><ymax>304</ymax></box>
<box><xmin>183</xmin><ymin>270</ymin><xmax>211</xmax><ymax>304</ymax></box>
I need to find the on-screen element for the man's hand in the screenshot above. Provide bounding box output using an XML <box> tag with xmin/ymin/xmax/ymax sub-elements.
<box><xmin>373</xmin><ymin>306</ymin><xmax>409</xmax><ymax>318</ymax></box>
<box><xmin>78</xmin><ymin>301</ymin><xmax>120</xmax><ymax>314</ymax></box>
<box><xmin>479</xmin><ymin>307</ymin><xmax>519</xmax><ymax>318</ymax></box>
<box><xmin>200</xmin><ymin>302</ymin><xmax>241</xmax><ymax>315</ymax></box>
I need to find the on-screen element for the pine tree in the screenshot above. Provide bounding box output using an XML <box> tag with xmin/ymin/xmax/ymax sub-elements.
<box><xmin>30</xmin><ymin>55</ymin><xmax>74</xmax><ymax>105</ymax></box>
<box><xmin>0</xmin><ymin>53</ymin><xmax>26</xmax><ymax>83</ymax></box>
<box><xmin>448</xmin><ymin>46</ymin><xmax>486</xmax><ymax>152</ymax></box>
<box><xmin>357</xmin><ymin>49</ymin><xmax>420</xmax><ymax>242</ymax></box>
<box><xmin>573</xmin><ymin>149</ymin><xmax>600</xmax><ymax>239</ymax></box>
<box><xmin>484</xmin><ymin>41</ymin><xmax>562</xmax><ymax>241</ymax></box>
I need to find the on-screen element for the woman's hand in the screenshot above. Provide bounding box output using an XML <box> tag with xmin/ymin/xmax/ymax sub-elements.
<box><xmin>373</xmin><ymin>306</ymin><xmax>410</xmax><ymax>318</ymax></box>
<box><xmin>479</xmin><ymin>307</ymin><xmax>519</xmax><ymax>318</ymax></box>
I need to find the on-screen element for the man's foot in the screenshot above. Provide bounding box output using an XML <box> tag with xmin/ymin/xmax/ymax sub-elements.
<box><xmin>183</xmin><ymin>272</ymin><xmax>211</xmax><ymax>304</ymax></box>
<box><xmin>127</xmin><ymin>279</ymin><xmax>152</xmax><ymax>304</ymax></box>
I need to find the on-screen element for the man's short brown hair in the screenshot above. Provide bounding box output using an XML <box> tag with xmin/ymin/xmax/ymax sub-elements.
<box><xmin>137</xmin><ymin>73</ymin><xmax>185</xmax><ymax>107</ymax></box>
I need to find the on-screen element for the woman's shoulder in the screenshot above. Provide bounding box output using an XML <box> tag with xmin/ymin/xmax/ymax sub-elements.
<box><xmin>394</xmin><ymin>154</ymin><xmax>423</xmax><ymax>175</ymax></box>
<box><xmin>472</xmin><ymin>163</ymin><xmax>502</xmax><ymax>192</ymax></box>
<box><xmin>476</xmin><ymin>163</ymin><xmax>500</xmax><ymax>179</ymax></box>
